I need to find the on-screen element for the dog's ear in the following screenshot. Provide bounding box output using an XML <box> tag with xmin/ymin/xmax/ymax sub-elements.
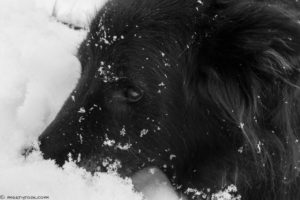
<box><xmin>188</xmin><ymin>2</ymin><xmax>300</xmax><ymax>120</ymax></box>
<box><xmin>186</xmin><ymin>2</ymin><xmax>300</xmax><ymax>182</ymax></box>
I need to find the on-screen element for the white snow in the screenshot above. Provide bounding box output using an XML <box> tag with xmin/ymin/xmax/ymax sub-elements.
<box><xmin>36</xmin><ymin>0</ymin><xmax>108</xmax><ymax>28</ymax></box>
<box><xmin>0</xmin><ymin>0</ymin><xmax>239</xmax><ymax>199</ymax></box>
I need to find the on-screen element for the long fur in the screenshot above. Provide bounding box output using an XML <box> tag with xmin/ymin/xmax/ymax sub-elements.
<box><xmin>39</xmin><ymin>0</ymin><xmax>300</xmax><ymax>199</ymax></box>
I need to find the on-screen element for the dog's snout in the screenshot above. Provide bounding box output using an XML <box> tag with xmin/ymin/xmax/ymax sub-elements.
<box><xmin>38</xmin><ymin>126</ymin><xmax>72</xmax><ymax>166</ymax></box>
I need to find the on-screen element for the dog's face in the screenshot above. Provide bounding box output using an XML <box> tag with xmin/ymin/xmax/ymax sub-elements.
<box><xmin>39</xmin><ymin>0</ymin><xmax>210</xmax><ymax>181</ymax></box>
<box><xmin>39</xmin><ymin>0</ymin><xmax>300</xmax><ymax>197</ymax></box>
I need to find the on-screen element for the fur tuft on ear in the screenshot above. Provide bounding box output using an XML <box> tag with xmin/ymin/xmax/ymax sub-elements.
<box><xmin>187</xmin><ymin>0</ymin><xmax>300</xmax><ymax>190</ymax></box>
<box><xmin>189</xmin><ymin>1</ymin><xmax>300</xmax><ymax>124</ymax></box>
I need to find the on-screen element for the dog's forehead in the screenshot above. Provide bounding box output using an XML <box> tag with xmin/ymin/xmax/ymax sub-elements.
<box><xmin>88</xmin><ymin>0</ymin><xmax>198</xmax><ymax>50</ymax></box>
<box><xmin>86</xmin><ymin>30</ymin><xmax>175</xmax><ymax>80</ymax></box>
<box><xmin>80</xmin><ymin>0</ymin><xmax>195</xmax><ymax>87</ymax></box>
<box><xmin>88</xmin><ymin>2</ymin><xmax>140</xmax><ymax>49</ymax></box>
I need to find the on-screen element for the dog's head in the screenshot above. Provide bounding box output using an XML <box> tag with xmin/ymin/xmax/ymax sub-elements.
<box><xmin>39</xmin><ymin>0</ymin><xmax>300</xmax><ymax>193</ymax></box>
<box><xmin>39</xmin><ymin>0</ymin><xmax>205</xmax><ymax>180</ymax></box>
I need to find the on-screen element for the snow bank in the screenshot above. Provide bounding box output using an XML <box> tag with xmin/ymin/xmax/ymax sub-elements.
<box><xmin>34</xmin><ymin>0</ymin><xmax>108</xmax><ymax>28</ymax></box>
<box><xmin>53</xmin><ymin>0</ymin><xmax>108</xmax><ymax>28</ymax></box>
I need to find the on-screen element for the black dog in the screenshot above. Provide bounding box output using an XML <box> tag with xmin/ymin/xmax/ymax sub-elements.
<box><xmin>39</xmin><ymin>0</ymin><xmax>300</xmax><ymax>199</ymax></box>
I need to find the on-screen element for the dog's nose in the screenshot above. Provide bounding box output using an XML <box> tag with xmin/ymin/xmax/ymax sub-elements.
<box><xmin>38</xmin><ymin>127</ymin><xmax>71</xmax><ymax>166</ymax></box>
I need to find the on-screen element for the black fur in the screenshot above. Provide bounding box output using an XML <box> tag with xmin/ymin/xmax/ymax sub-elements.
<box><xmin>39</xmin><ymin>0</ymin><xmax>300</xmax><ymax>199</ymax></box>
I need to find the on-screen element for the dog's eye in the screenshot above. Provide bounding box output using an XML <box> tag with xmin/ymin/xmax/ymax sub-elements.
<box><xmin>125</xmin><ymin>86</ymin><xmax>144</xmax><ymax>102</ymax></box>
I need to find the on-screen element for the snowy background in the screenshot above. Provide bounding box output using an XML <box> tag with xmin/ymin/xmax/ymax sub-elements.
<box><xmin>0</xmin><ymin>0</ymin><xmax>236</xmax><ymax>199</ymax></box>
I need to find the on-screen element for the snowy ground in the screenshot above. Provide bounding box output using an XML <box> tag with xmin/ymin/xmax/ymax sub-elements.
<box><xmin>0</xmin><ymin>1</ymin><xmax>237</xmax><ymax>199</ymax></box>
